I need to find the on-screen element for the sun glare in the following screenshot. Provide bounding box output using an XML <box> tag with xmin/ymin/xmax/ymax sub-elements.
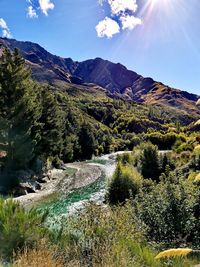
<box><xmin>149</xmin><ymin>0</ymin><xmax>170</xmax><ymax>8</ymax></box>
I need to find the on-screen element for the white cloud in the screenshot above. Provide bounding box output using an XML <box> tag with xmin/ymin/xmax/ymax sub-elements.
<box><xmin>0</xmin><ymin>18</ymin><xmax>12</xmax><ymax>38</ymax></box>
<box><xmin>2</xmin><ymin>29</ymin><xmax>11</xmax><ymax>38</ymax></box>
<box><xmin>96</xmin><ymin>0</ymin><xmax>142</xmax><ymax>38</ymax></box>
<box><xmin>27</xmin><ymin>6</ymin><xmax>38</xmax><ymax>18</ymax></box>
<box><xmin>39</xmin><ymin>0</ymin><xmax>55</xmax><ymax>16</ymax></box>
<box><xmin>96</xmin><ymin>17</ymin><xmax>120</xmax><ymax>38</ymax></box>
<box><xmin>108</xmin><ymin>0</ymin><xmax>138</xmax><ymax>15</ymax></box>
<box><xmin>0</xmin><ymin>18</ymin><xmax>7</xmax><ymax>29</ymax></box>
<box><xmin>120</xmin><ymin>14</ymin><xmax>142</xmax><ymax>30</ymax></box>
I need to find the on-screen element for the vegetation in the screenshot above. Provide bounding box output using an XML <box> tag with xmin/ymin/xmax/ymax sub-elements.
<box><xmin>0</xmin><ymin>48</ymin><xmax>42</xmax><ymax>189</ymax></box>
<box><xmin>107</xmin><ymin>162</ymin><xmax>142</xmax><ymax>205</ymax></box>
<box><xmin>107</xmin><ymin>141</ymin><xmax>200</xmax><ymax>249</ymax></box>
<box><xmin>0</xmin><ymin>197</ymin><xmax>46</xmax><ymax>260</ymax></box>
<box><xmin>8</xmin><ymin>203</ymin><xmax>200</xmax><ymax>267</ymax></box>
<box><xmin>0</xmin><ymin>48</ymin><xmax>194</xmax><ymax>192</ymax></box>
<box><xmin>0</xmin><ymin>48</ymin><xmax>200</xmax><ymax>266</ymax></box>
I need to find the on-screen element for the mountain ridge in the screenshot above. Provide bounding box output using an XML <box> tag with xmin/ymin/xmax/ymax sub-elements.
<box><xmin>0</xmin><ymin>37</ymin><xmax>199</xmax><ymax>117</ymax></box>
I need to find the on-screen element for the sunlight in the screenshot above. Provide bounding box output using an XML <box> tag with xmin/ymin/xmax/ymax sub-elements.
<box><xmin>148</xmin><ymin>0</ymin><xmax>171</xmax><ymax>9</ymax></box>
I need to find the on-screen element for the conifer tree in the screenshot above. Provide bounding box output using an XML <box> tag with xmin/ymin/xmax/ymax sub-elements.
<box><xmin>138</xmin><ymin>143</ymin><xmax>160</xmax><ymax>181</ymax></box>
<box><xmin>0</xmin><ymin>48</ymin><xmax>41</xmax><ymax>188</ymax></box>
<box><xmin>78</xmin><ymin>122</ymin><xmax>96</xmax><ymax>159</ymax></box>
<box><xmin>38</xmin><ymin>87</ymin><xmax>65</xmax><ymax>160</ymax></box>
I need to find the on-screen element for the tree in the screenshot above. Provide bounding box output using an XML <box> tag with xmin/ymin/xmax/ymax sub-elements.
<box><xmin>107</xmin><ymin>163</ymin><xmax>142</xmax><ymax>205</ymax></box>
<box><xmin>38</xmin><ymin>88</ymin><xmax>65</xmax><ymax>161</ymax></box>
<box><xmin>137</xmin><ymin>143</ymin><xmax>160</xmax><ymax>181</ymax></box>
<box><xmin>78</xmin><ymin>122</ymin><xmax>96</xmax><ymax>160</ymax></box>
<box><xmin>160</xmin><ymin>153</ymin><xmax>175</xmax><ymax>175</ymax></box>
<box><xmin>0</xmin><ymin>48</ymin><xmax>41</xmax><ymax>188</ymax></box>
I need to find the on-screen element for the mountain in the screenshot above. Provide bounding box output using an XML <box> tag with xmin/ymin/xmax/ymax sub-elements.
<box><xmin>0</xmin><ymin>37</ymin><xmax>199</xmax><ymax>118</ymax></box>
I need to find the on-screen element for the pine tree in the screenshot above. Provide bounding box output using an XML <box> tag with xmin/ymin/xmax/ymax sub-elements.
<box><xmin>38</xmin><ymin>87</ymin><xmax>65</xmax><ymax>160</ymax></box>
<box><xmin>138</xmin><ymin>143</ymin><xmax>160</xmax><ymax>181</ymax></box>
<box><xmin>78</xmin><ymin>122</ymin><xmax>96</xmax><ymax>160</ymax></box>
<box><xmin>0</xmin><ymin>48</ymin><xmax>41</xmax><ymax>188</ymax></box>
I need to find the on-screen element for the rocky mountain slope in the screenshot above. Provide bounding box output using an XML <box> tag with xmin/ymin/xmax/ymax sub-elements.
<box><xmin>0</xmin><ymin>37</ymin><xmax>199</xmax><ymax>117</ymax></box>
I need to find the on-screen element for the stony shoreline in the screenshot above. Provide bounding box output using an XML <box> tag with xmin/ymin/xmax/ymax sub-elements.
<box><xmin>14</xmin><ymin>164</ymin><xmax>103</xmax><ymax>207</ymax></box>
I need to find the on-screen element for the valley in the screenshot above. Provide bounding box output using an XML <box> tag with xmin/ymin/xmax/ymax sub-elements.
<box><xmin>0</xmin><ymin>40</ymin><xmax>199</xmax><ymax>267</ymax></box>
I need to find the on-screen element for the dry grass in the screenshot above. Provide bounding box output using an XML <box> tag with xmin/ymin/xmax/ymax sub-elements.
<box><xmin>12</xmin><ymin>204</ymin><xmax>200</xmax><ymax>267</ymax></box>
<box><xmin>13</xmin><ymin>243</ymin><xmax>64</xmax><ymax>267</ymax></box>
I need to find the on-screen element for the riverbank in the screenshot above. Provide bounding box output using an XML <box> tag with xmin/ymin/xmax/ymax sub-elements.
<box><xmin>14</xmin><ymin>164</ymin><xmax>103</xmax><ymax>208</ymax></box>
<box><xmin>14</xmin><ymin>151</ymin><xmax>130</xmax><ymax>208</ymax></box>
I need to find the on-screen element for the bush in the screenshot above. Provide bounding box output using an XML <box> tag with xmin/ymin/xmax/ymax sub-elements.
<box><xmin>175</xmin><ymin>143</ymin><xmax>193</xmax><ymax>154</ymax></box>
<box><xmin>107</xmin><ymin>163</ymin><xmax>142</xmax><ymax>205</ymax></box>
<box><xmin>60</xmin><ymin>203</ymin><xmax>158</xmax><ymax>267</ymax></box>
<box><xmin>145</xmin><ymin>132</ymin><xmax>185</xmax><ymax>150</ymax></box>
<box><xmin>134</xmin><ymin>175</ymin><xmax>200</xmax><ymax>247</ymax></box>
<box><xmin>0</xmin><ymin>198</ymin><xmax>46</xmax><ymax>260</ymax></box>
<box><xmin>137</xmin><ymin>143</ymin><xmax>161</xmax><ymax>182</ymax></box>
<box><xmin>191</xmin><ymin>145</ymin><xmax>200</xmax><ymax>171</ymax></box>
<box><xmin>116</xmin><ymin>152</ymin><xmax>133</xmax><ymax>165</ymax></box>
<box><xmin>14</xmin><ymin>242</ymin><xmax>63</xmax><ymax>267</ymax></box>
<box><xmin>43</xmin><ymin>203</ymin><xmax>198</xmax><ymax>267</ymax></box>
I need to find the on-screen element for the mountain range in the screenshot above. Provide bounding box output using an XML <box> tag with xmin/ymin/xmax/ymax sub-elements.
<box><xmin>0</xmin><ymin>37</ymin><xmax>199</xmax><ymax>118</ymax></box>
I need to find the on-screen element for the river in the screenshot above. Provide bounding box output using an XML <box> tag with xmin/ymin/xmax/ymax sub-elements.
<box><xmin>35</xmin><ymin>152</ymin><xmax>128</xmax><ymax>228</ymax></box>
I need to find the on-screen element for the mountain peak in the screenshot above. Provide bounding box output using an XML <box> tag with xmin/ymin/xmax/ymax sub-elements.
<box><xmin>0</xmin><ymin>37</ymin><xmax>199</xmax><ymax>117</ymax></box>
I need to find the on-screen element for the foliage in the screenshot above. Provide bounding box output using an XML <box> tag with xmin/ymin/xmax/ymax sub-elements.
<box><xmin>0</xmin><ymin>197</ymin><xmax>46</xmax><ymax>260</ymax></box>
<box><xmin>38</xmin><ymin>87</ymin><xmax>65</xmax><ymax>160</ymax></box>
<box><xmin>134</xmin><ymin>174</ymin><xmax>200</xmax><ymax>247</ymax></box>
<box><xmin>13</xmin><ymin>242</ymin><xmax>64</xmax><ymax>267</ymax></box>
<box><xmin>0</xmin><ymin>48</ymin><xmax>42</xmax><ymax>188</ymax></box>
<box><xmin>78</xmin><ymin>121</ymin><xmax>96</xmax><ymax>160</ymax></box>
<box><xmin>190</xmin><ymin>145</ymin><xmax>200</xmax><ymax>171</ymax></box>
<box><xmin>137</xmin><ymin>143</ymin><xmax>161</xmax><ymax>182</ymax></box>
<box><xmin>12</xmin><ymin>203</ymin><xmax>199</xmax><ymax>267</ymax></box>
<box><xmin>145</xmin><ymin>132</ymin><xmax>185</xmax><ymax>150</ymax></box>
<box><xmin>107</xmin><ymin>162</ymin><xmax>143</xmax><ymax>205</ymax></box>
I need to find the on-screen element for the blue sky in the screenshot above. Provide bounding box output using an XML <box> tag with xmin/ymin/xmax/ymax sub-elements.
<box><xmin>0</xmin><ymin>0</ymin><xmax>200</xmax><ymax>95</ymax></box>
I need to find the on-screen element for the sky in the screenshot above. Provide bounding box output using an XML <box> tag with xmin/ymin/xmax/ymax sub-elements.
<box><xmin>0</xmin><ymin>0</ymin><xmax>200</xmax><ymax>95</ymax></box>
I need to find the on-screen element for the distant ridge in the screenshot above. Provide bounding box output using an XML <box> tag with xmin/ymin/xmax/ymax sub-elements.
<box><xmin>0</xmin><ymin>37</ymin><xmax>199</xmax><ymax>117</ymax></box>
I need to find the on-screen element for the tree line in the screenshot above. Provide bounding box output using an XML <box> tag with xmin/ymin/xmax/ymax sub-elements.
<box><xmin>0</xmin><ymin>48</ymin><xmax>112</xmax><ymax>190</ymax></box>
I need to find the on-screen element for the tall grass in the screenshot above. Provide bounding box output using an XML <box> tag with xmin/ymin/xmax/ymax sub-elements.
<box><xmin>0</xmin><ymin>197</ymin><xmax>46</xmax><ymax>261</ymax></box>
<box><xmin>5</xmin><ymin>201</ymin><xmax>198</xmax><ymax>266</ymax></box>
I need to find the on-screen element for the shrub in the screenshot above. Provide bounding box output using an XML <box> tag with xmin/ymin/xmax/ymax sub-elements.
<box><xmin>134</xmin><ymin>175</ymin><xmax>200</xmax><ymax>247</ymax></box>
<box><xmin>46</xmin><ymin>203</ymin><xmax>198</xmax><ymax>267</ymax></box>
<box><xmin>107</xmin><ymin>163</ymin><xmax>142</xmax><ymax>205</ymax></box>
<box><xmin>13</xmin><ymin>243</ymin><xmax>64</xmax><ymax>267</ymax></box>
<box><xmin>116</xmin><ymin>152</ymin><xmax>133</xmax><ymax>165</ymax></box>
<box><xmin>175</xmin><ymin>143</ymin><xmax>194</xmax><ymax>153</ymax></box>
<box><xmin>0</xmin><ymin>197</ymin><xmax>46</xmax><ymax>260</ymax></box>
<box><xmin>145</xmin><ymin>132</ymin><xmax>185</xmax><ymax>150</ymax></box>
<box><xmin>190</xmin><ymin>145</ymin><xmax>200</xmax><ymax>171</ymax></box>
<box><xmin>194</xmin><ymin>173</ymin><xmax>200</xmax><ymax>183</ymax></box>
<box><xmin>60</xmin><ymin>203</ymin><xmax>159</xmax><ymax>267</ymax></box>
<box><xmin>137</xmin><ymin>143</ymin><xmax>161</xmax><ymax>182</ymax></box>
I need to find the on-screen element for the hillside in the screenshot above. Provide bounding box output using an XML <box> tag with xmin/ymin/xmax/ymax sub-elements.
<box><xmin>1</xmin><ymin>37</ymin><xmax>200</xmax><ymax>267</ymax></box>
<box><xmin>0</xmin><ymin>37</ymin><xmax>199</xmax><ymax>118</ymax></box>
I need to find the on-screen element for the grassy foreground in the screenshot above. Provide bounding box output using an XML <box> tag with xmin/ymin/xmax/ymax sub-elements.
<box><xmin>0</xmin><ymin>198</ymin><xmax>199</xmax><ymax>267</ymax></box>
